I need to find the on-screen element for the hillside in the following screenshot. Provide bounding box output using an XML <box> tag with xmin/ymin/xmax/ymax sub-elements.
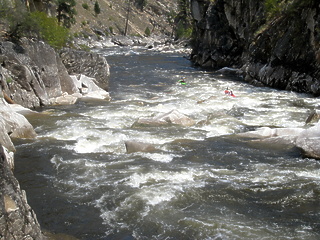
<box><xmin>70</xmin><ymin>0</ymin><xmax>178</xmax><ymax>38</ymax></box>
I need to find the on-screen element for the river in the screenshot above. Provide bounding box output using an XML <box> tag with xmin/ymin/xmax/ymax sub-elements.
<box><xmin>13</xmin><ymin>46</ymin><xmax>320</xmax><ymax>240</ymax></box>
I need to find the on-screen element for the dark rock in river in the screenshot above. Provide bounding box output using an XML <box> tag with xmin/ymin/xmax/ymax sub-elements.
<box><xmin>190</xmin><ymin>0</ymin><xmax>320</xmax><ymax>95</ymax></box>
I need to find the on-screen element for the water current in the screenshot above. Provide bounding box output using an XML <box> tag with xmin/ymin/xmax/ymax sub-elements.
<box><xmin>14</xmin><ymin>46</ymin><xmax>320</xmax><ymax>240</ymax></box>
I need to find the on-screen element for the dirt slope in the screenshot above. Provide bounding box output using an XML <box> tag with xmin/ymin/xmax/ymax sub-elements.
<box><xmin>71</xmin><ymin>0</ymin><xmax>178</xmax><ymax>37</ymax></box>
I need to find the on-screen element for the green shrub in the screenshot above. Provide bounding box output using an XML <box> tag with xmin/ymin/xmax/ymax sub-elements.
<box><xmin>29</xmin><ymin>11</ymin><xmax>71</xmax><ymax>49</ymax></box>
<box><xmin>109</xmin><ymin>26</ymin><xmax>113</xmax><ymax>33</ymax></box>
<box><xmin>264</xmin><ymin>0</ymin><xmax>283</xmax><ymax>19</ymax></box>
<box><xmin>176</xmin><ymin>22</ymin><xmax>192</xmax><ymax>39</ymax></box>
<box><xmin>144</xmin><ymin>27</ymin><xmax>151</xmax><ymax>37</ymax></box>
<box><xmin>82</xmin><ymin>3</ymin><xmax>89</xmax><ymax>10</ymax></box>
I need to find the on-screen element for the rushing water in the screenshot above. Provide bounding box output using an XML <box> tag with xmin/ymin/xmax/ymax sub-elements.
<box><xmin>13</xmin><ymin>46</ymin><xmax>320</xmax><ymax>240</ymax></box>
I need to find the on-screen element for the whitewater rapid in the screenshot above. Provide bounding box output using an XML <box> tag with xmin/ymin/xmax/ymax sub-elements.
<box><xmin>14</xmin><ymin>46</ymin><xmax>320</xmax><ymax>240</ymax></box>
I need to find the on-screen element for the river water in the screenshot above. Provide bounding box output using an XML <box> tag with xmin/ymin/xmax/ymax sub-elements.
<box><xmin>14</xmin><ymin>46</ymin><xmax>320</xmax><ymax>240</ymax></box>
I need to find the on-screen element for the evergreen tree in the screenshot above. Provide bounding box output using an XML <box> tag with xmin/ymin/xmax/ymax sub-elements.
<box><xmin>56</xmin><ymin>0</ymin><xmax>77</xmax><ymax>28</ymax></box>
<box><xmin>94</xmin><ymin>1</ymin><xmax>101</xmax><ymax>16</ymax></box>
<box><xmin>135</xmin><ymin>0</ymin><xmax>147</xmax><ymax>11</ymax></box>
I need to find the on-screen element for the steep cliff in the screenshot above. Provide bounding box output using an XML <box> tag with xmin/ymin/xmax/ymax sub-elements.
<box><xmin>190</xmin><ymin>0</ymin><xmax>320</xmax><ymax>96</ymax></box>
<box><xmin>0</xmin><ymin>38</ymin><xmax>110</xmax><ymax>108</ymax></box>
<box><xmin>0</xmin><ymin>145</ymin><xmax>44</xmax><ymax>240</ymax></box>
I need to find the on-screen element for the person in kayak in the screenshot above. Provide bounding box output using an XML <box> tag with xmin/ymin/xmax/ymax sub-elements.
<box><xmin>224</xmin><ymin>88</ymin><xmax>236</xmax><ymax>97</ymax></box>
<box><xmin>178</xmin><ymin>78</ymin><xmax>186</xmax><ymax>85</ymax></box>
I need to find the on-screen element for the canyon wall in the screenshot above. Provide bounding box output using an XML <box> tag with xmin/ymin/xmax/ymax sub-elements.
<box><xmin>190</xmin><ymin>0</ymin><xmax>320</xmax><ymax>96</ymax></box>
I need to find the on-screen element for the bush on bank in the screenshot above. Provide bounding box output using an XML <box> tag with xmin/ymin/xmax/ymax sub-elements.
<box><xmin>0</xmin><ymin>1</ymin><xmax>71</xmax><ymax>49</ymax></box>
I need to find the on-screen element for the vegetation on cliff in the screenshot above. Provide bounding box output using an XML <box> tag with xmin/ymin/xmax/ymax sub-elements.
<box><xmin>0</xmin><ymin>0</ymin><xmax>73</xmax><ymax>49</ymax></box>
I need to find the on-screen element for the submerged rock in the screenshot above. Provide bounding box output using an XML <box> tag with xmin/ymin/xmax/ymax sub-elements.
<box><xmin>133</xmin><ymin>109</ymin><xmax>195</xmax><ymax>127</ymax></box>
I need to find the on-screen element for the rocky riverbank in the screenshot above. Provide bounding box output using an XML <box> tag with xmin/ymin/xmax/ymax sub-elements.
<box><xmin>190</xmin><ymin>0</ymin><xmax>320</xmax><ymax>96</ymax></box>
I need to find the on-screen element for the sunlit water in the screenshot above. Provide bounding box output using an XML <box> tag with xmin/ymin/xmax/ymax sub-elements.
<box><xmin>14</xmin><ymin>46</ymin><xmax>320</xmax><ymax>240</ymax></box>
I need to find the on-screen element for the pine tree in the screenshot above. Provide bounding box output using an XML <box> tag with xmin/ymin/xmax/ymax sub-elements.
<box><xmin>56</xmin><ymin>0</ymin><xmax>77</xmax><ymax>28</ymax></box>
<box><xmin>94</xmin><ymin>1</ymin><xmax>101</xmax><ymax>16</ymax></box>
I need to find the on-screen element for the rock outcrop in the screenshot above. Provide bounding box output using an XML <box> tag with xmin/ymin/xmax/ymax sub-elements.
<box><xmin>0</xmin><ymin>95</ymin><xmax>37</xmax><ymax>152</ymax></box>
<box><xmin>0</xmin><ymin>38</ymin><xmax>110</xmax><ymax>108</ymax></box>
<box><xmin>0</xmin><ymin>38</ymin><xmax>77</xmax><ymax>108</ymax></box>
<box><xmin>59</xmin><ymin>48</ymin><xmax>110</xmax><ymax>91</ymax></box>
<box><xmin>190</xmin><ymin>0</ymin><xmax>320</xmax><ymax>96</ymax></box>
<box><xmin>0</xmin><ymin>145</ymin><xmax>44</xmax><ymax>240</ymax></box>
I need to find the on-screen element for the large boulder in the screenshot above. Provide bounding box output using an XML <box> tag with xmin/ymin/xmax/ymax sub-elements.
<box><xmin>0</xmin><ymin>98</ymin><xmax>36</xmax><ymax>152</ymax></box>
<box><xmin>0</xmin><ymin>38</ymin><xmax>78</xmax><ymax>108</ymax></box>
<box><xmin>238</xmin><ymin>127</ymin><xmax>304</xmax><ymax>140</ymax></box>
<box><xmin>0</xmin><ymin>145</ymin><xmax>45</xmax><ymax>239</ymax></box>
<box><xmin>133</xmin><ymin>109</ymin><xmax>195</xmax><ymax>127</ymax></box>
<box><xmin>59</xmin><ymin>48</ymin><xmax>110</xmax><ymax>91</ymax></box>
<box><xmin>296</xmin><ymin>123</ymin><xmax>320</xmax><ymax>159</ymax></box>
<box><xmin>238</xmin><ymin>127</ymin><xmax>305</xmax><ymax>148</ymax></box>
<box><xmin>305</xmin><ymin>109</ymin><xmax>320</xmax><ymax>124</ymax></box>
<box><xmin>70</xmin><ymin>74</ymin><xmax>111</xmax><ymax>100</ymax></box>
<box><xmin>238</xmin><ymin>125</ymin><xmax>320</xmax><ymax>159</ymax></box>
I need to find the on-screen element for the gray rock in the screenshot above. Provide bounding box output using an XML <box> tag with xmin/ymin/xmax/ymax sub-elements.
<box><xmin>0</xmin><ymin>39</ymin><xmax>78</xmax><ymax>108</ymax></box>
<box><xmin>133</xmin><ymin>109</ymin><xmax>195</xmax><ymax>127</ymax></box>
<box><xmin>125</xmin><ymin>141</ymin><xmax>157</xmax><ymax>153</ymax></box>
<box><xmin>0</xmin><ymin>99</ymin><xmax>36</xmax><ymax>152</ymax></box>
<box><xmin>59</xmin><ymin>48</ymin><xmax>110</xmax><ymax>91</ymax></box>
<box><xmin>0</xmin><ymin>145</ymin><xmax>44</xmax><ymax>239</ymax></box>
<box><xmin>190</xmin><ymin>0</ymin><xmax>320</xmax><ymax>95</ymax></box>
<box><xmin>296</xmin><ymin>122</ymin><xmax>320</xmax><ymax>159</ymax></box>
<box><xmin>305</xmin><ymin>109</ymin><xmax>320</xmax><ymax>124</ymax></box>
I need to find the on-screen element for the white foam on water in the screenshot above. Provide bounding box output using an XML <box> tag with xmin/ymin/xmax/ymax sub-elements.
<box><xmin>140</xmin><ymin>152</ymin><xmax>175</xmax><ymax>163</ymax></box>
<box><xmin>126</xmin><ymin>170</ymin><xmax>197</xmax><ymax>189</ymax></box>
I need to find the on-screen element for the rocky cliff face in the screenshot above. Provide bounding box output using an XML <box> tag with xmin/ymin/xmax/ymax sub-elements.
<box><xmin>0</xmin><ymin>38</ymin><xmax>77</xmax><ymax>108</ymax></box>
<box><xmin>190</xmin><ymin>0</ymin><xmax>320</xmax><ymax>96</ymax></box>
<box><xmin>0</xmin><ymin>38</ymin><xmax>110</xmax><ymax>108</ymax></box>
<box><xmin>0</xmin><ymin>145</ymin><xmax>44</xmax><ymax>240</ymax></box>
